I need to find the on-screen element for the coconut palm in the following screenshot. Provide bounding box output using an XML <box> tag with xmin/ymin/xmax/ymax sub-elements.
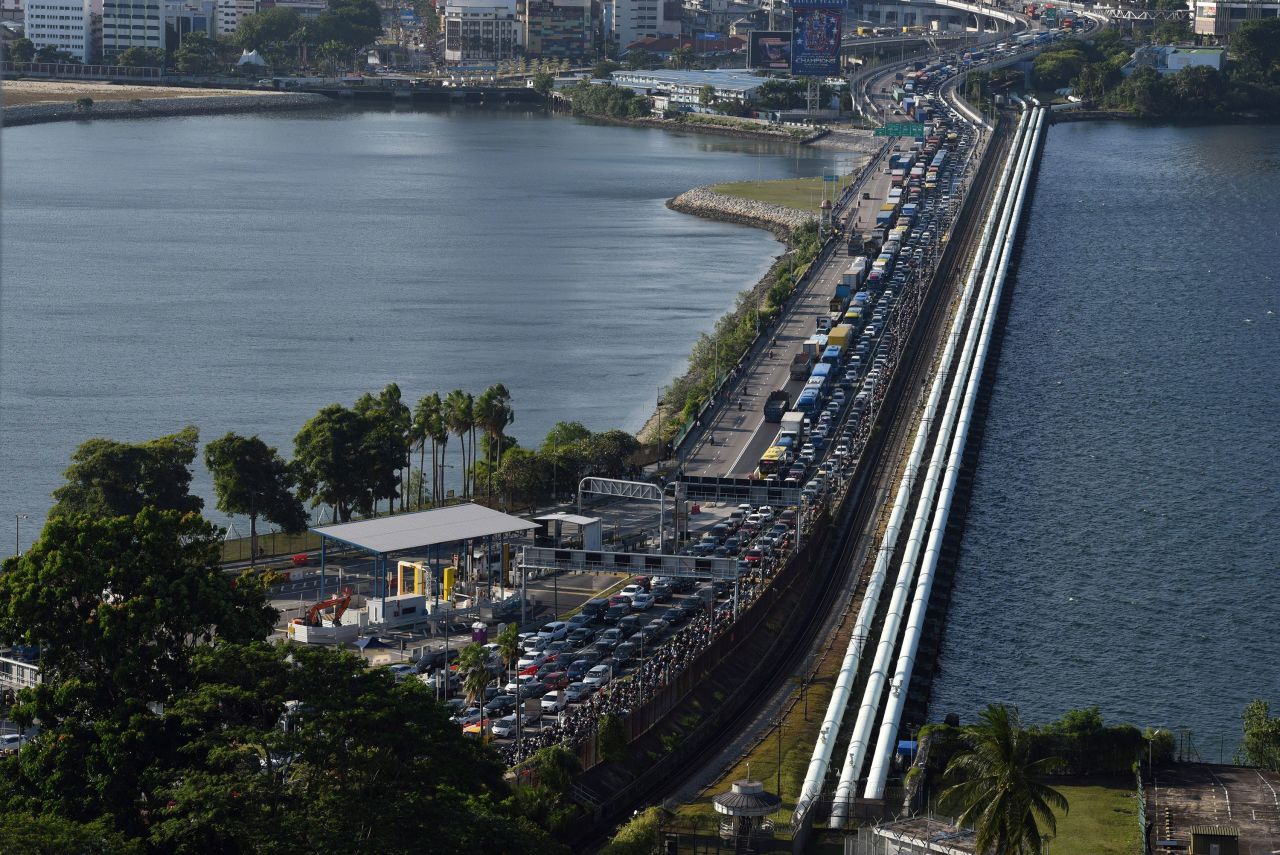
<box><xmin>412</xmin><ymin>393</ymin><xmax>443</xmax><ymax>509</ymax></box>
<box><xmin>457</xmin><ymin>643</ymin><xmax>491</xmax><ymax>707</ymax></box>
<box><xmin>475</xmin><ymin>384</ymin><xmax>515</xmax><ymax>501</ymax></box>
<box><xmin>496</xmin><ymin>622</ymin><xmax>521</xmax><ymax>694</ymax></box>
<box><xmin>939</xmin><ymin>704</ymin><xmax>1069</xmax><ymax>855</ymax></box>
<box><xmin>443</xmin><ymin>389</ymin><xmax>474</xmax><ymax>499</ymax></box>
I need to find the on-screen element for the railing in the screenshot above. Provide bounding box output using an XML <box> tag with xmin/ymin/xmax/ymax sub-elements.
<box><xmin>2</xmin><ymin>60</ymin><xmax>162</xmax><ymax>80</ymax></box>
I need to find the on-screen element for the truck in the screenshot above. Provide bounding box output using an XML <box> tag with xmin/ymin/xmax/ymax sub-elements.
<box><xmin>779</xmin><ymin>411</ymin><xmax>805</xmax><ymax>444</ymax></box>
<box><xmin>842</xmin><ymin>257</ymin><xmax>867</xmax><ymax>287</ymax></box>
<box><xmin>790</xmin><ymin>350</ymin><xmax>814</xmax><ymax>380</ymax></box>
<box><xmin>763</xmin><ymin>390</ymin><xmax>790</xmax><ymax>422</ymax></box>
<box><xmin>828</xmin><ymin>323</ymin><xmax>853</xmax><ymax>349</ymax></box>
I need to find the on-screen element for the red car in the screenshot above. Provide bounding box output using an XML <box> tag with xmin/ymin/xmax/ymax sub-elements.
<box><xmin>542</xmin><ymin>671</ymin><xmax>569</xmax><ymax>690</ymax></box>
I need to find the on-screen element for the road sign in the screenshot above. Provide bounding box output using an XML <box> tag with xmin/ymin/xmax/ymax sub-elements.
<box><xmin>874</xmin><ymin>122</ymin><xmax>925</xmax><ymax>137</ymax></box>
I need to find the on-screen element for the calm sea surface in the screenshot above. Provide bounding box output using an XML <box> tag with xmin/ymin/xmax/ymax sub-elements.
<box><xmin>929</xmin><ymin>122</ymin><xmax>1280</xmax><ymax>759</ymax></box>
<box><xmin>0</xmin><ymin>107</ymin><xmax>856</xmax><ymax>553</ymax></box>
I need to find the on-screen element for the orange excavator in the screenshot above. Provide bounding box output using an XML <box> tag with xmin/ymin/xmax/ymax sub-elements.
<box><xmin>293</xmin><ymin>587</ymin><xmax>353</xmax><ymax>628</ymax></box>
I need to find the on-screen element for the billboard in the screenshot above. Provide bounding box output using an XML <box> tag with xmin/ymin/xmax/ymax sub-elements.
<box><xmin>749</xmin><ymin>31</ymin><xmax>793</xmax><ymax>71</ymax></box>
<box><xmin>791</xmin><ymin>5</ymin><xmax>843</xmax><ymax>76</ymax></box>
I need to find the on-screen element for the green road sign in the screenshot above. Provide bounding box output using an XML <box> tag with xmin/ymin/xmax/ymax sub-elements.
<box><xmin>874</xmin><ymin>122</ymin><xmax>926</xmax><ymax>137</ymax></box>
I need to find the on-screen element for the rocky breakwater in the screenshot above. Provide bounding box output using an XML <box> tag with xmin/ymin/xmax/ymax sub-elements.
<box><xmin>4</xmin><ymin>92</ymin><xmax>330</xmax><ymax>128</ymax></box>
<box><xmin>667</xmin><ymin>186</ymin><xmax>817</xmax><ymax>241</ymax></box>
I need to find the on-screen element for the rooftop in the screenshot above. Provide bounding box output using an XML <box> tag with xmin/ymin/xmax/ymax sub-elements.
<box><xmin>611</xmin><ymin>68</ymin><xmax>764</xmax><ymax>91</ymax></box>
<box><xmin>312</xmin><ymin>503</ymin><xmax>537</xmax><ymax>554</ymax></box>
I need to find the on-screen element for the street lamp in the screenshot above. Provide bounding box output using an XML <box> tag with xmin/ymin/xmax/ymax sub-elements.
<box><xmin>656</xmin><ymin>392</ymin><xmax>665</xmax><ymax>463</ymax></box>
<box><xmin>14</xmin><ymin>514</ymin><xmax>29</xmax><ymax>557</ymax></box>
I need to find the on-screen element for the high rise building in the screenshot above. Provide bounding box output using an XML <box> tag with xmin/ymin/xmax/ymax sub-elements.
<box><xmin>523</xmin><ymin>0</ymin><xmax>589</xmax><ymax>58</ymax></box>
<box><xmin>26</xmin><ymin>0</ymin><xmax>94</xmax><ymax>61</ymax></box>
<box><xmin>214</xmin><ymin>0</ymin><xmax>255</xmax><ymax>36</ymax></box>
<box><xmin>102</xmin><ymin>0</ymin><xmax>163</xmax><ymax>57</ymax></box>
<box><xmin>444</xmin><ymin>0</ymin><xmax>520</xmax><ymax>63</ymax></box>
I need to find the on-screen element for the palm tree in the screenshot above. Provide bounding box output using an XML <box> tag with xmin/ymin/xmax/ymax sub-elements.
<box><xmin>457</xmin><ymin>643</ymin><xmax>491</xmax><ymax>708</ymax></box>
<box><xmin>428</xmin><ymin>405</ymin><xmax>449</xmax><ymax>507</ymax></box>
<box><xmin>939</xmin><ymin>704</ymin><xmax>1069</xmax><ymax>855</ymax></box>
<box><xmin>475</xmin><ymin>384</ymin><xmax>515</xmax><ymax>501</ymax></box>
<box><xmin>443</xmin><ymin>390</ymin><xmax>474</xmax><ymax>499</ymax></box>
<box><xmin>412</xmin><ymin>393</ymin><xmax>443</xmax><ymax>509</ymax></box>
<box><xmin>496</xmin><ymin>622</ymin><xmax>521</xmax><ymax>696</ymax></box>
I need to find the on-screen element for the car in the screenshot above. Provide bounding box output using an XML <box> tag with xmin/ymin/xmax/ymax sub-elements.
<box><xmin>612</xmin><ymin>642</ymin><xmax>636</xmax><ymax>664</ymax></box>
<box><xmin>661</xmin><ymin>607</ymin><xmax>686</xmax><ymax>625</ymax></box>
<box><xmin>541</xmin><ymin>670</ymin><xmax>569</xmax><ymax>690</ymax></box>
<box><xmin>575</xmin><ymin>648</ymin><xmax>602</xmax><ymax>667</ymax></box>
<box><xmin>618</xmin><ymin>613</ymin><xmax>643</xmax><ymax>634</ymax></box>
<box><xmin>597</xmin><ymin>627</ymin><xmax>623</xmax><ymax>649</ymax></box>
<box><xmin>744</xmin><ymin>548</ymin><xmax>764</xmax><ymax>565</ymax></box>
<box><xmin>456</xmin><ymin>706</ymin><xmax>484</xmax><ymax>726</ymax></box>
<box><xmin>637</xmin><ymin>624</ymin><xmax>661</xmax><ymax>644</ymax></box>
<box><xmin>645</xmin><ymin>618</ymin><xmax>670</xmax><ymax>635</ymax></box>
<box><xmin>630</xmin><ymin>592</ymin><xmax>655</xmax><ymax>611</ymax></box>
<box><xmin>519</xmin><ymin>662</ymin><xmax>542</xmax><ymax>677</ymax></box>
<box><xmin>565</xmin><ymin>613</ymin><xmax>593</xmax><ymax>631</ymax></box>
<box><xmin>385</xmin><ymin>663</ymin><xmax>415</xmax><ymax>682</ymax></box>
<box><xmin>602</xmin><ymin>602</ymin><xmax>631</xmax><ymax>623</ymax></box>
<box><xmin>650</xmin><ymin>581</ymin><xmax>672</xmax><ymax>602</ymax></box>
<box><xmin>518</xmin><ymin>680</ymin><xmax>547</xmax><ymax>699</ymax></box>
<box><xmin>564</xmin><ymin>681</ymin><xmax>593</xmax><ymax>702</ymax></box>
<box><xmin>581</xmin><ymin>598</ymin><xmax>610</xmax><ymax>618</ymax></box>
<box><xmin>484</xmin><ymin>694</ymin><xmax>517</xmax><ymax>715</ymax></box>
<box><xmin>516</xmin><ymin>651</ymin><xmax>548</xmax><ymax>671</ymax></box>
<box><xmin>490</xmin><ymin>713</ymin><xmax>535</xmax><ymax>738</ymax></box>
<box><xmin>677</xmin><ymin>598</ymin><xmax>704</xmax><ymax>618</ymax></box>
<box><xmin>537</xmin><ymin>621</ymin><xmax>568</xmax><ymax>641</ymax></box>
<box><xmin>619</xmin><ymin>584</ymin><xmax>644</xmax><ymax>600</ymax></box>
<box><xmin>505</xmin><ymin>673</ymin><xmax>537</xmax><ymax>694</ymax></box>
<box><xmin>834</xmin><ymin>444</ymin><xmax>850</xmax><ymax>458</ymax></box>
<box><xmin>521</xmin><ymin>634</ymin><xmax>549</xmax><ymax>653</ymax></box>
<box><xmin>567</xmin><ymin>627</ymin><xmax>595</xmax><ymax>647</ymax></box>
<box><xmin>565</xmin><ymin>659</ymin><xmax>593</xmax><ymax>680</ymax></box>
<box><xmin>541</xmin><ymin>690</ymin><xmax>568</xmax><ymax>713</ymax></box>
<box><xmin>583</xmin><ymin>664</ymin><xmax>612</xmax><ymax>688</ymax></box>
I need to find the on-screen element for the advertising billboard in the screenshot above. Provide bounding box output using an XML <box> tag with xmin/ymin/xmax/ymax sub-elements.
<box><xmin>749</xmin><ymin>31</ymin><xmax>793</xmax><ymax>70</ymax></box>
<box><xmin>791</xmin><ymin>5</ymin><xmax>843</xmax><ymax>76</ymax></box>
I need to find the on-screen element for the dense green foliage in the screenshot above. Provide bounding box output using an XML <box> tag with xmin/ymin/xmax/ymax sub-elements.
<box><xmin>6</xmin><ymin>37</ymin><xmax>36</xmax><ymax>63</ymax></box>
<box><xmin>601</xmin><ymin>806</ymin><xmax>667</xmax><ymax>855</ymax></box>
<box><xmin>1240</xmin><ymin>699</ymin><xmax>1280</xmax><ymax>770</ymax></box>
<box><xmin>51</xmin><ymin>426</ymin><xmax>203</xmax><ymax>519</ymax></box>
<box><xmin>0</xmin><ymin>511</ymin><xmax>563</xmax><ymax>853</ymax></box>
<box><xmin>939</xmin><ymin>705</ymin><xmax>1069</xmax><ymax>855</ymax></box>
<box><xmin>493</xmin><ymin>422</ymin><xmax>640</xmax><ymax>507</ymax></box>
<box><xmin>1034</xmin><ymin>24</ymin><xmax>1280</xmax><ymax>118</ymax></box>
<box><xmin>566</xmin><ymin>81</ymin><xmax>652</xmax><ymax>118</ymax></box>
<box><xmin>204</xmin><ymin>432</ymin><xmax>307</xmax><ymax>560</ymax></box>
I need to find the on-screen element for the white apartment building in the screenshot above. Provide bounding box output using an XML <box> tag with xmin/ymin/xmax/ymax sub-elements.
<box><xmin>443</xmin><ymin>0</ymin><xmax>519</xmax><ymax>63</ymax></box>
<box><xmin>214</xmin><ymin>0</ymin><xmax>254</xmax><ymax>36</ymax></box>
<box><xmin>613</xmin><ymin>0</ymin><xmax>664</xmax><ymax>48</ymax></box>
<box><xmin>26</xmin><ymin>0</ymin><xmax>93</xmax><ymax>61</ymax></box>
<box><xmin>102</xmin><ymin>0</ymin><xmax>165</xmax><ymax>56</ymax></box>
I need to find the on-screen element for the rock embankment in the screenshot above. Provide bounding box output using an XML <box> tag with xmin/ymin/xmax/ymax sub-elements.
<box><xmin>3</xmin><ymin>92</ymin><xmax>329</xmax><ymax>128</ymax></box>
<box><xmin>667</xmin><ymin>186</ymin><xmax>817</xmax><ymax>240</ymax></box>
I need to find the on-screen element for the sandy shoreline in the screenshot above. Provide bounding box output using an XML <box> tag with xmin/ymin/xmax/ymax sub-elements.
<box><xmin>1</xmin><ymin>80</ymin><xmax>278</xmax><ymax>107</ymax></box>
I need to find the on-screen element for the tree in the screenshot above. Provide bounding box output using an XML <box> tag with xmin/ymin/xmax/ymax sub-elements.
<box><xmin>598</xmin><ymin>713</ymin><xmax>627</xmax><ymax>762</ymax></box>
<box><xmin>532</xmin><ymin>70</ymin><xmax>555</xmax><ymax>96</ymax></box>
<box><xmin>939</xmin><ymin>704</ymin><xmax>1068</xmax><ymax>855</ymax></box>
<box><xmin>543</xmin><ymin>421</ymin><xmax>592</xmax><ymax>451</ymax></box>
<box><xmin>293</xmin><ymin>403</ymin><xmax>370</xmax><ymax>522</ymax></box>
<box><xmin>204</xmin><ymin>432</ymin><xmax>307</xmax><ymax>565</ymax></box>
<box><xmin>412</xmin><ymin>392</ymin><xmax>444</xmax><ymax>509</ymax></box>
<box><xmin>314</xmin><ymin>0</ymin><xmax>381</xmax><ymax>50</ymax></box>
<box><xmin>34</xmin><ymin>44</ymin><xmax>75</xmax><ymax>63</ymax></box>
<box><xmin>0</xmin><ymin>509</ymin><xmax>276</xmax><ymax>837</ymax></box>
<box><xmin>1240</xmin><ymin>699</ymin><xmax>1280</xmax><ymax>770</ymax></box>
<box><xmin>51</xmin><ymin>426</ymin><xmax>202</xmax><ymax>519</ymax></box>
<box><xmin>0</xmin><ymin>813</ymin><xmax>142</xmax><ymax>854</ymax></box>
<box><xmin>496</xmin><ymin>448</ymin><xmax>550</xmax><ymax>509</ymax></box>
<box><xmin>625</xmin><ymin>48</ymin><xmax>658</xmax><ymax>70</ymax></box>
<box><xmin>173</xmin><ymin>31</ymin><xmax>221</xmax><ymax>75</ymax></box>
<box><xmin>698</xmin><ymin>83</ymin><xmax>715</xmax><ymax>108</ymax></box>
<box><xmin>456</xmin><ymin>643</ymin><xmax>492</xmax><ymax>707</ymax></box>
<box><xmin>496</xmin><ymin>622</ymin><xmax>521</xmax><ymax>691</ymax></box>
<box><xmin>6</xmin><ymin>37</ymin><xmax>35</xmax><ymax>63</ymax></box>
<box><xmin>237</xmin><ymin>5</ymin><xmax>301</xmax><ymax>51</ymax></box>
<box><xmin>582</xmin><ymin>429</ymin><xmax>639</xmax><ymax>478</ymax></box>
<box><xmin>1167</xmin><ymin>65</ymin><xmax>1227</xmax><ymax>114</ymax></box>
<box><xmin>444</xmin><ymin>390</ymin><xmax>475</xmax><ymax>499</ymax></box>
<box><xmin>669</xmin><ymin>44</ymin><xmax>694</xmax><ymax>70</ymax></box>
<box><xmin>1233</xmin><ymin>18</ymin><xmax>1280</xmax><ymax>78</ymax></box>
<box><xmin>474</xmin><ymin>384</ymin><xmax>514</xmax><ymax>500</ymax></box>
<box><xmin>591</xmin><ymin>58</ymin><xmax>619</xmax><ymax>78</ymax></box>
<box><xmin>353</xmin><ymin>383</ymin><xmax>411</xmax><ymax>514</ymax></box>
<box><xmin>116</xmin><ymin>46</ymin><xmax>166</xmax><ymax>67</ymax></box>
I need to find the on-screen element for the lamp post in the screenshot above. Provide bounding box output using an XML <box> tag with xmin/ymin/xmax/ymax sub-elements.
<box><xmin>656</xmin><ymin>392</ymin><xmax>665</xmax><ymax>463</ymax></box>
<box><xmin>14</xmin><ymin>514</ymin><xmax>28</xmax><ymax>557</ymax></box>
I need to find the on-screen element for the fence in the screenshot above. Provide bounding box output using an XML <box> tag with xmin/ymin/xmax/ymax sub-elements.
<box><xmin>3</xmin><ymin>61</ymin><xmax>162</xmax><ymax>80</ymax></box>
<box><xmin>1136</xmin><ymin>767</ymin><xmax>1150</xmax><ymax>855</ymax></box>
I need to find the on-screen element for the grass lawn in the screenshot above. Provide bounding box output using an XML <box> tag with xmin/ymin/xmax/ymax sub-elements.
<box><xmin>1047</xmin><ymin>779</ymin><xmax>1144</xmax><ymax>855</ymax></box>
<box><xmin>710</xmin><ymin>175</ymin><xmax>857</xmax><ymax>214</ymax></box>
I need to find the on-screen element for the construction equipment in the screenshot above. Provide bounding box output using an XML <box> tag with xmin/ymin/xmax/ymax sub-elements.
<box><xmin>294</xmin><ymin>587</ymin><xmax>353</xmax><ymax>628</ymax></box>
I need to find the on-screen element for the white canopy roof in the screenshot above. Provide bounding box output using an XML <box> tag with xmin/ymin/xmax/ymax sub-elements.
<box><xmin>313</xmin><ymin>504</ymin><xmax>536</xmax><ymax>554</ymax></box>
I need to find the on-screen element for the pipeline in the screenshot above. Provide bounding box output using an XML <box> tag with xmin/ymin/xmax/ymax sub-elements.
<box><xmin>826</xmin><ymin>105</ymin><xmax>1034</xmax><ymax>830</ymax></box>
<box><xmin>863</xmin><ymin>107</ymin><xmax>1047</xmax><ymax>800</ymax></box>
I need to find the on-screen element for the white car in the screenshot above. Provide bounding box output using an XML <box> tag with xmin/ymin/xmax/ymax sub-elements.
<box><xmin>516</xmin><ymin>651</ymin><xmax>548</xmax><ymax>671</ymax></box>
<box><xmin>619</xmin><ymin>584</ymin><xmax>644</xmax><ymax>600</ymax></box>
<box><xmin>505</xmin><ymin>673</ymin><xmax>537</xmax><ymax>694</ymax></box>
<box><xmin>537</xmin><ymin>621</ymin><xmax>568</xmax><ymax>641</ymax></box>
<box><xmin>630</xmin><ymin>592</ymin><xmax>655</xmax><ymax>611</ymax></box>
<box><xmin>541</xmin><ymin>690</ymin><xmax>568</xmax><ymax>713</ymax></box>
<box><xmin>583</xmin><ymin>664</ymin><xmax>612</xmax><ymax>689</ymax></box>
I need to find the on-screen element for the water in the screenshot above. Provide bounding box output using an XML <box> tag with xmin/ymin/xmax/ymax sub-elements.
<box><xmin>929</xmin><ymin>122</ymin><xmax>1280</xmax><ymax>760</ymax></box>
<box><xmin>1</xmin><ymin>107</ymin><xmax>856</xmax><ymax>554</ymax></box>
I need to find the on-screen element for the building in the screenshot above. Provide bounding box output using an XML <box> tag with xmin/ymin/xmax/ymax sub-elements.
<box><xmin>25</xmin><ymin>0</ymin><xmax>94</xmax><ymax>60</ymax></box>
<box><xmin>165</xmin><ymin>0</ymin><xmax>214</xmax><ymax>39</ymax></box>
<box><xmin>522</xmin><ymin>0</ymin><xmax>590</xmax><ymax>58</ymax></box>
<box><xmin>444</xmin><ymin>0</ymin><xmax>520</xmax><ymax>63</ymax></box>
<box><xmin>611</xmin><ymin>67</ymin><xmax>761</xmax><ymax>109</ymax></box>
<box><xmin>0</xmin><ymin>650</ymin><xmax>40</xmax><ymax>696</ymax></box>
<box><xmin>258</xmin><ymin>0</ymin><xmax>324</xmax><ymax>17</ymax></box>
<box><xmin>1125</xmin><ymin>44</ymin><xmax>1225</xmax><ymax>74</ymax></box>
<box><xmin>214</xmin><ymin>0</ymin><xmax>255</xmax><ymax>37</ymax></box>
<box><xmin>102</xmin><ymin>0</ymin><xmax>162</xmax><ymax>57</ymax></box>
<box><xmin>1193</xmin><ymin>0</ymin><xmax>1280</xmax><ymax>36</ymax></box>
<box><xmin>612</xmin><ymin>0</ymin><xmax>671</xmax><ymax>51</ymax></box>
